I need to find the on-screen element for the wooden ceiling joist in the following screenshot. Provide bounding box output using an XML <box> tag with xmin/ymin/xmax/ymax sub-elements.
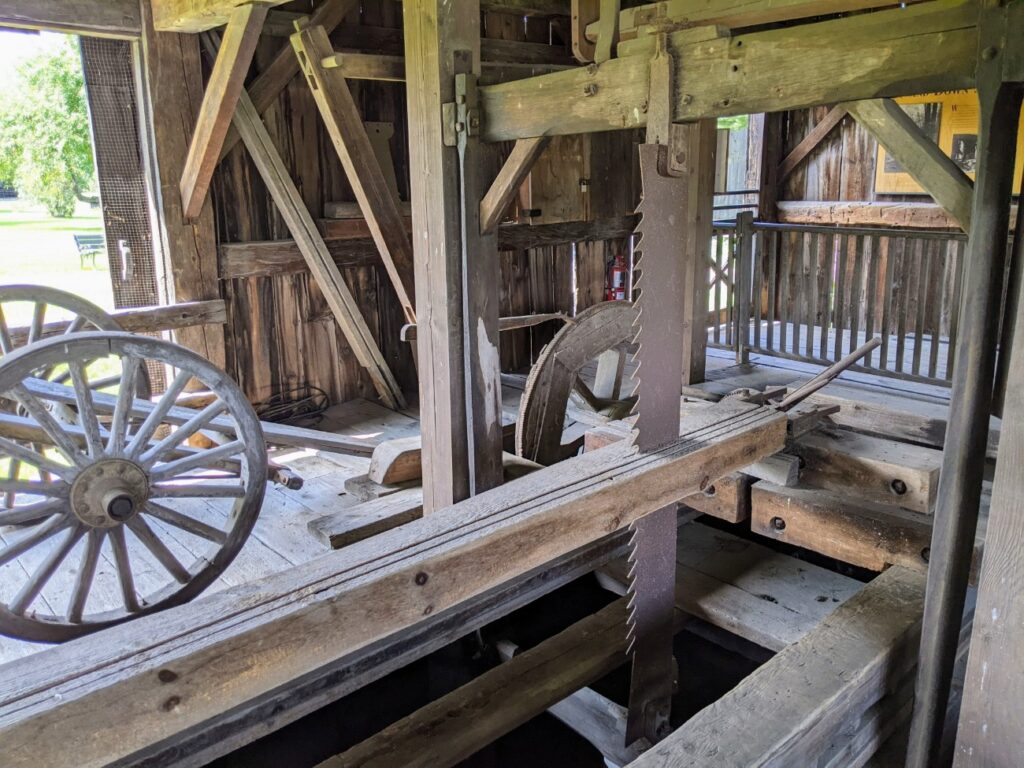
<box><xmin>321</xmin><ymin>52</ymin><xmax>572</xmax><ymax>85</ymax></box>
<box><xmin>0</xmin><ymin>0</ymin><xmax>141</xmax><ymax>37</ymax></box>
<box><xmin>0</xmin><ymin>402</ymin><xmax>785</xmax><ymax>767</ymax></box>
<box><xmin>479</xmin><ymin>0</ymin><xmax>982</xmax><ymax>142</ymax></box>
<box><xmin>154</xmin><ymin>0</ymin><xmax>288</xmax><ymax>32</ymax></box>
<box><xmin>844</xmin><ymin>97</ymin><xmax>975</xmax><ymax>232</ymax></box>
<box><xmin>179</xmin><ymin>2</ymin><xmax>269</xmax><ymax>220</ymax></box>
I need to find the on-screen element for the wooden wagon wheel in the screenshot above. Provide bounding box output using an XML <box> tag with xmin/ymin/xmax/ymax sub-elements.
<box><xmin>0</xmin><ymin>332</ymin><xmax>266</xmax><ymax>643</ymax></box>
<box><xmin>0</xmin><ymin>285</ymin><xmax>152</xmax><ymax>510</ymax></box>
<box><xmin>516</xmin><ymin>301</ymin><xmax>638</xmax><ymax>465</ymax></box>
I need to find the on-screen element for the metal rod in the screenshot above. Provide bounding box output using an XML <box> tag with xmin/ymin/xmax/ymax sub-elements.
<box><xmin>905</xmin><ymin>81</ymin><xmax>1023</xmax><ymax>768</ymax></box>
<box><xmin>993</xmin><ymin>169</ymin><xmax>1024</xmax><ymax>416</ymax></box>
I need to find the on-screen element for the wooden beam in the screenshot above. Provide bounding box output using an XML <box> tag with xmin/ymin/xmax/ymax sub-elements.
<box><xmin>405</xmin><ymin>0</ymin><xmax>503</xmax><ymax>508</ymax></box>
<box><xmin>777</xmin><ymin>105</ymin><xmax>847</xmax><ymax>181</ymax></box>
<box><xmin>844</xmin><ymin>98</ymin><xmax>974</xmax><ymax>231</ymax></box>
<box><xmin>478</xmin><ymin>0</ymin><xmax>980</xmax><ymax>141</ymax></box>
<box><xmin>153</xmin><ymin>0</ymin><xmax>286</xmax><ymax>32</ymax></box>
<box><xmin>220</xmin><ymin>0</ymin><xmax>357</xmax><ymax>161</ymax></box>
<box><xmin>954</xmin><ymin>255</ymin><xmax>1024</xmax><ymax>765</ymax></box>
<box><xmin>0</xmin><ymin>401</ymin><xmax>786</xmax><ymax>767</ymax></box>
<box><xmin>180</xmin><ymin>2</ymin><xmax>268</xmax><ymax>221</ymax></box>
<box><xmin>0</xmin><ymin>0</ymin><xmax>140</xmax><ymax>37</ymax></box>
<box><xmin>751</xmin><ymin>482</ymin><xmax>982</xmax><ymax>582</ymax></box>
<box><xmin>309</xmin><ymin>489</ymin><xmax>425</xmax><ymax>549</ymax></box>
<box><xmin>480</xmin><ymin>137</ymin><xmax>552</xmax><ymax>234</ymax></box>
<box><xmin>320</xmin><ymin>52</ymin><xmax>572</xmax><ymax>85</ymax></box>
<box><xmin>217</xmin><ymin>216</ymin><xmax>640</xmax><ymax>279</ymax></box>
<box><xmin>5</xmin><ymin>300</ymin><xmax>227</xmax><ymax>346</ymax></box>
<box><xmin>586</xmin><ymin>0</ymin><xmax>930</xmax><ymax>44</ymax></box>
<box><xmin>293</xmin><ymin>23</ymin><xmax>417</xmax><ymax>323</ymax></box>
<box><xmin>630</xmin><ymin>567</ymin><xmax>926</xmax><ymax>767</ymax></box>
<box><xmin>776</xmin><ymin>201</ymin><xmax>965</xmax><ymax>229</ymax></box>
<box><xmin>790</xmin><ymin>429</ymin><xmax>942</xmax><ymax>515</ymax></box>
<box><xmin>213</xmin><ymin>36</ymin><xmax>405</xmax><ymax>409</ymax></box>
<box><xmin>138</xmin><ymin>5</ymin><xmax>226</xmax><ymax>368</ymax></box>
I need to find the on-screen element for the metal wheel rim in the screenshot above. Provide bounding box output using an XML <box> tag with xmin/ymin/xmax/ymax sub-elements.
<box><xmin>0</xmin><ymin>331</ymin><xmax>266</xmax><ymax>642</ymax></box>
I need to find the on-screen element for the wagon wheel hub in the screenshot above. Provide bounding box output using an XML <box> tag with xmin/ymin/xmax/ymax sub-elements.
<box><xmin>70</xmin><ymin>459</ymin><xmax>149</xmax><ymax>529</ymax></box>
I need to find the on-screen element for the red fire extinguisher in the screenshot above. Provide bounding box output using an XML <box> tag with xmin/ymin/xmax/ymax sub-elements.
<box><xmin>605</xmin><ymin>252</ymin><xmax>629</xmax><ymax>301</ymax></box>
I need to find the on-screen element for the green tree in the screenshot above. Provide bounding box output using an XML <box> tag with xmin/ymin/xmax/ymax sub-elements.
<box><xmin>0</xmin><ymin>38</ymin><xmax>96</xmax><ymax>217</ymax></box>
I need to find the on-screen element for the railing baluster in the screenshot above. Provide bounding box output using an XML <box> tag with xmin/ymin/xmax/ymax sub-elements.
<box><xmin>894</xmin><ymin>238</ymin><xmax>910</xmax><ymax>376</ymax></box>
<box><xmin>927</xmin><ymin>241</ymin><xmax>942</xmax><ymax>380</ymax></box>
<box><xmin>912</xmin><ymin>239</ymin><xmax>929</xmax><ymax>377</ymax></box>
<box><xmin>752</xmin><ymin>228</ymin><xmax>764</xmax><ymax>353</ymax></box>
<box><xmin>803</xmin><ymin>232</ymin><xmax>814</xmax><ymax>359</ymax></box>
<box><xmin>947</xmin><ymin>238</ymin><xmax>965</xmax><ymax>381</ymax></box>
<box><xmin>850</xmin><ymin>234</ymin><xmax>865</xmax><ymax>357</ymax></box>
<box><xmin>864</xmin><ymin>235</ymin><xmax>879</xmax><ymax>367</ymax></box>
<box><xmin>767</xmin><ymin>229</ymin><xmax>777</xmax><ymax>352</ymax></box>
<box><xmin>779</xmin><ymin>231</ymin><xmax>791</xmax><ymax>354</ymax></box>
<box><xmin>879</xmin><ymin>236</ymin><xmax>895</xmax><ymax>372</ymax></box>
<box><xmin>831</xmin><ymin>233</ymin><xmax>847</xmax><ymax>362</ymax></box>
<box><xmin>715</xmin><ymin>230</ymin><xmax>724</xmax><ymax>345</ymax></box>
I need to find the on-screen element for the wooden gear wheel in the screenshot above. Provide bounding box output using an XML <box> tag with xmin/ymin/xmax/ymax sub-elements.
<box><xmin>516</xmin><ymin>301</ymin><xmax>637</xmax><ymax>466</ymax></box>
<box><xmin>0</xmin><ymin>332</ymin><xmax>266</xmax><ymax>643</ymax></box>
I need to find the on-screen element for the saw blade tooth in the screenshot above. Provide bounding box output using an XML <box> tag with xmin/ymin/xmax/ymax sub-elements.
<box><xmin>625</xmin><ymin>521</ymin><xmax>643</xmax><ymax>656</ymax></box>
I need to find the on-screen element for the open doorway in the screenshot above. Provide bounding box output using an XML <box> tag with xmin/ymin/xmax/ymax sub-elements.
<box><xmin>0</xmin><ymin>28</ymin><xmax>159</xmax><ymax>329</ymax></box>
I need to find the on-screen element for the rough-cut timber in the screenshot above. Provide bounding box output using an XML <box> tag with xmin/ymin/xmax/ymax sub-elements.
<box><xmin>154</xmin><ymin>0</ymin><xmax>287</xmax><ymax>32</ymax></box>
<box><xmin>778</xmin><ymin>106</ymin><xmax>848</xmax><ymax>180</ymax></box>
<box><xmin>0</xmin><ymin>0</ymin><xmax>140</xmax><ymax>36</ymax></box>
<box><xmin>479</xmin><ymin>0</ymin><xmax>980</xmax><ymax>141</ymax></box>
<box><xmin>845</xmin><ymin>98</ymin><xmax>974</xmax><ymax>231</ymax></box>
<box><xmin>480</xmin><ymin>137</ymin><xmax>552</xmax><ymax>234</ymax></box>
<box><xmin>630</xmin><ymin>567</ymin><xmax>927</xmax><ymax>767</ymax></box>
<box><xmin>179</xmin><ymin>2</ymin><xmax>269</xmax><ymax>220</ymax></box>
<box><xmin>0</xmin><ymin>401</ymin><xmax>785</xmax><ymax>767</ymax></box>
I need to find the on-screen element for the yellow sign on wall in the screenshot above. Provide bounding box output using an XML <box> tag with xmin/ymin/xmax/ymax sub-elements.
<box><xmin>874</xmin><ymin>90</ymin><xmax>1024</xmax><ymax>195</ymax></box>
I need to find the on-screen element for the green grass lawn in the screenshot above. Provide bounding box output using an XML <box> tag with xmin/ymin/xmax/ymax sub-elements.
<box><xmin>0</xmin><ymin>198</ymin><xmax>114</xmax><ymax>324</ymax></box>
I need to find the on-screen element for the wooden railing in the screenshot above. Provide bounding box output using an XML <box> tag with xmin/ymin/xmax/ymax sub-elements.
<box><xmin>713</xmin><ymin>217</ymin><xmax>982</xmax><ymax>387</ymax></box>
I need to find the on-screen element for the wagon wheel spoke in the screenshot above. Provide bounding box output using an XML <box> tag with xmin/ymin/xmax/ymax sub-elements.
<box><xmin>126</xmin><ymin>370</ymin><xmax>193</xmax><ymax>459</ymax></box>
<box><xmin>139</xmin><ymin>399</ymin><xmax>229</xmax><ymax>467</ymax></box>
<box><xmin>149</xmin><ymin>440</ymin><xmax>245</xmax><ymax>483</ymax></box>
<box><xmin>0</xmin><ymin>499</ymin><xmax>65</xmax><ymax>527</ymax></box>
<box><xmin>68</xmin><ymin>361</ymin><xmax>106</xmax><ymax>459</ymax></box>
<box><xmin>126</xmin><ymin>516</ymin><xmax>190</xmax><ymax>584</ymax></box>
<box><xmin>144</xmin><ymin>502</ymin><xmax>228</xmax><ymax>545</ymax></box>
<box><xmin>0</xmin><ymin>514</ymin><xmax>69</xmax><ymax>568</ymax></box>
<box><xmin>64</xmin><ymin>314</ymin><xmax>88</xmax><ymax>336</ymax></box>
<box><xmin>0</xmin><ymin>436</ymin><xmax>73</xmax><ymax>482</ymax></box>
<box><xmin>27</xmin><ymin>301</ymin><xmax>47</xmax><ymax>347</ymax></box>
<box><xmin>108</xmin><ymin>526</ymin><xmax>140</xmax><ymax>613</ymax></box>
<box><xmin>10</xmin><ymin>524</ymin><xmax>84</xmax><ymax>615</ymax></box>
<box><xmin>0</xmin><ymin>304</ymin><xmax>12</xmax><ymax>354</ymax></box>
<box><xmin>9</xmin><ymin>384</ymin><xmax>88</xmax><ymax>467</ymax></box>
<box><xmin>105</xmin><ymin>357</ymin><xmax>141</xmax><ymax>456</ymax></box>
<box><xmin>67</xmin><ymin>529</ymin><xmax>105</xmax><ymax>623</ymax></box>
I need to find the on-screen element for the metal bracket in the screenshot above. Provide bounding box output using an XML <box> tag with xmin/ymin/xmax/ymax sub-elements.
<box><xmin>442</xmin><ymin>70</ymin><xmax>481</xmax><ymax>148</ymax></box>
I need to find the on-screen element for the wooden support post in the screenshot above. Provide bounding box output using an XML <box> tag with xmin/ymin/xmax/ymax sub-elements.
<box><xmin>735</xmin><ymin>210</ymin><xmax>754</xmax><ymax>364</ymax></box>
<box><xmin>844</xmin><ymin>97</ymin><xmax>974</xmax><ymax>232</ymax></box>
<box><xmin>678</xmin><ymin>119</ymin><xmax>717</xmax><ymax>384</ymax></box>
<box><xmin>954</xmin><ymin>220</ymin><xmax>1024</xmax><ymax>766</ymax></box>
<box><xmin>480</xmin><ymin>136</ymin><xmax>551</xmax><ymax>235</ymax></box>
<box><xmin>138</xmin><ymin>1</ymin><xmax>226</xmax><ymax>369</ymax></box>
<box><xmin>293</xmin><ymin>23</ymin><xmax>418</xmax><ymax>323</ymax></box>
<box><xmin>179</xmin><ymin>2</ymin><xmax>269</xmax><ymax>220</ymax></box>
<box><xmin>404</xmin><ymin>0</ymin><xmax>503</xmax><ymax>510</ymax></box>
<box><xmin>205</xmin><ymin>33</ymin><xmax>405</xmax><ymax>409</ymax></box>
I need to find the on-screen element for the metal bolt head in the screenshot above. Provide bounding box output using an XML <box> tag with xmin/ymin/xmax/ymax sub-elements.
<box><xmin>583</xmin><ymin>83</ymin><xmax>598</xmax><ymax>97</ymax></box>
<box><xmin>770</xmin><ymin>516</ymin><xmax>786</xmax><ymax>531</ymax></box>
<box><xmin>982</xmin><ymin>45</ymin><xmax>999</xmax><ymax>61</ymax></box>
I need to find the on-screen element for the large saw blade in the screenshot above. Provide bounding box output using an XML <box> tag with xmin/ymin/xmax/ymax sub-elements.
<box><xmin>625</xmin><ymin>142</ymin><xmax>688</xmax><ymax>746</ymax></box>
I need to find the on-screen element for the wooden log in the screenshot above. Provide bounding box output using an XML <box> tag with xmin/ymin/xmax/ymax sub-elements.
<box><xmin>630</xmin><ymin>567</ymin><xmax>926</xmax><ymax>768</ymax></box>
<box><xmin>844</xmin><ymin>98</ymin><xmax>974</xmax><ymax>232</ymax></box>
<box><xmin>478</xmin><ymin>1</ymin><xmax>980</xmax><ymax>141</ymax></box>
<box><xmin>480</xmin><ymin>136</ymin><xmax>552</xmax><ymax>234</ymax></box>
<box><xmin>220</xmin><ymin>45</ymin><xmax>405</xmax><ymax>409</ymax></box>
<box><xmin>368</xmin><ymin>436</ymin><xmax>423</xmax><ymax>485</ymax></box>
<box><xmin>0</xmin><ymin>0</ymin><xmax>140</xmax><ymax>37</ymax></box>
<box><xmin>0</xmin><ymin>402</ymin><xmax>785</xmax><ymax>767</ymax></box>
<box><xmin>309</xmin><ymin>489</ymin><xmax>425</xmax><ymax>549</ymax></box>
<box><xmin>294</xmin><ymin>24</ymin><xmax>418</xmax><ymax>323</ymax></box>
<box><xmin>790</xmin><ymin>429</ymin><xmax>942</xmax><ymax>515</ymax></box>
<box><xmin>750</xmin><ymin>482</ymin><xmax>982</xmax><ymax>582</ymax></box>
<box><xmin>777</xmin><ymin>106</ymin><xmax>848</xmax><ymax>181</ymax></box>
<box><xmin>180</xmin><ymin>2</ymin><xmax>269</xmax><ymax>220</ymax></box>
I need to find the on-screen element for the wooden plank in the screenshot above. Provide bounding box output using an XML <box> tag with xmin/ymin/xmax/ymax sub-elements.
<box><xmin>777</xmin><ymin>106</ymin><xmax>848</xmax><ymax>181</ymax></box>
<box><xmin>327</xmin><ymin>521</ymin><xmax>861</xmax><ymax>768</ymax></box>
<box><xmin>219</xmin><ymin>47</ymin><xmax>405</xmax><ymax>409</ymax></box>
<box><xmin>775</xmin><ymin>200</ymin><xmax>983</xmax><ymax>229</ymax></box>
<box><xmin>220</xmin><ymin>0</ymin><xmax>357</xmax><ymax>161</ymax></box>
<box><xmin>154</xmin><ymin>0</ymin><xmax>287</xmax><ymax>32</ymax></box>
<box><xmin>138</xmin><ymin>7</ymin><xmax>226</xmax><ymax>368</ymax></box>
<box><xmin>294</xmin><ymin>23</ymin><xmax>417</xmax><ymax>323</ymax></box>
<box><xmin>480</xmin><ymin>137</ymin><xmax>552</xmax><ymax>235</ymax></box>
<box><xmin>954</xmin><ymin>256</ymin><xmax>1024</xmax><ymax>765</ymax></box>
<box><xmin>368</xmin><ymin>436</ymin><xmax>423</xmax><ymax>485</ymax></box>
<box><xmin>0</xmin><ymin>0</ymin><xmax>140</xmax><ymax>37</ymax></box>
<box><xmin>180</xmin><ymin>2</ymin><xmax>268</xmax><ymax>221</ymax></box>
<box><xmin>631</xmin><ymin>567</ymin><xmax>927</xmax><ymax>768</ymax></box>
<box><xmin>478</xmin><ymin>0</ymin><xmax>980</xmax><ymax>141</ymax></box>
<box><xmin>320</xmin><ymin>52</ymin><xmax>572</xmax><ymax>84</ymax></box>
<box><xmin>0</xmin><ymin>402</ymin><xmax>786</xmax><ymax>767</ymax></box>
<box><xmin>309</xmin><ymin>489</ymin><xmax>425</xmax><ymax>549</ymax></box>
<box><xmin>751</xmin><ymin>482</ymin><xmax>982</xmax><ymax>581</ymax></box>
<box><xmin>790</xmin><ymin>428</ymin><xmax>942</xmax><ymax>514</ymax></box>
<box><xmin>845</xmin><ymin>98</ymin><xmax>974</xmax><ymax>232</ymax></box>
<box><xmin>404</xmin><ymin>0</ymin><xmax>502</xmax><ymax>509</ymax></box>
